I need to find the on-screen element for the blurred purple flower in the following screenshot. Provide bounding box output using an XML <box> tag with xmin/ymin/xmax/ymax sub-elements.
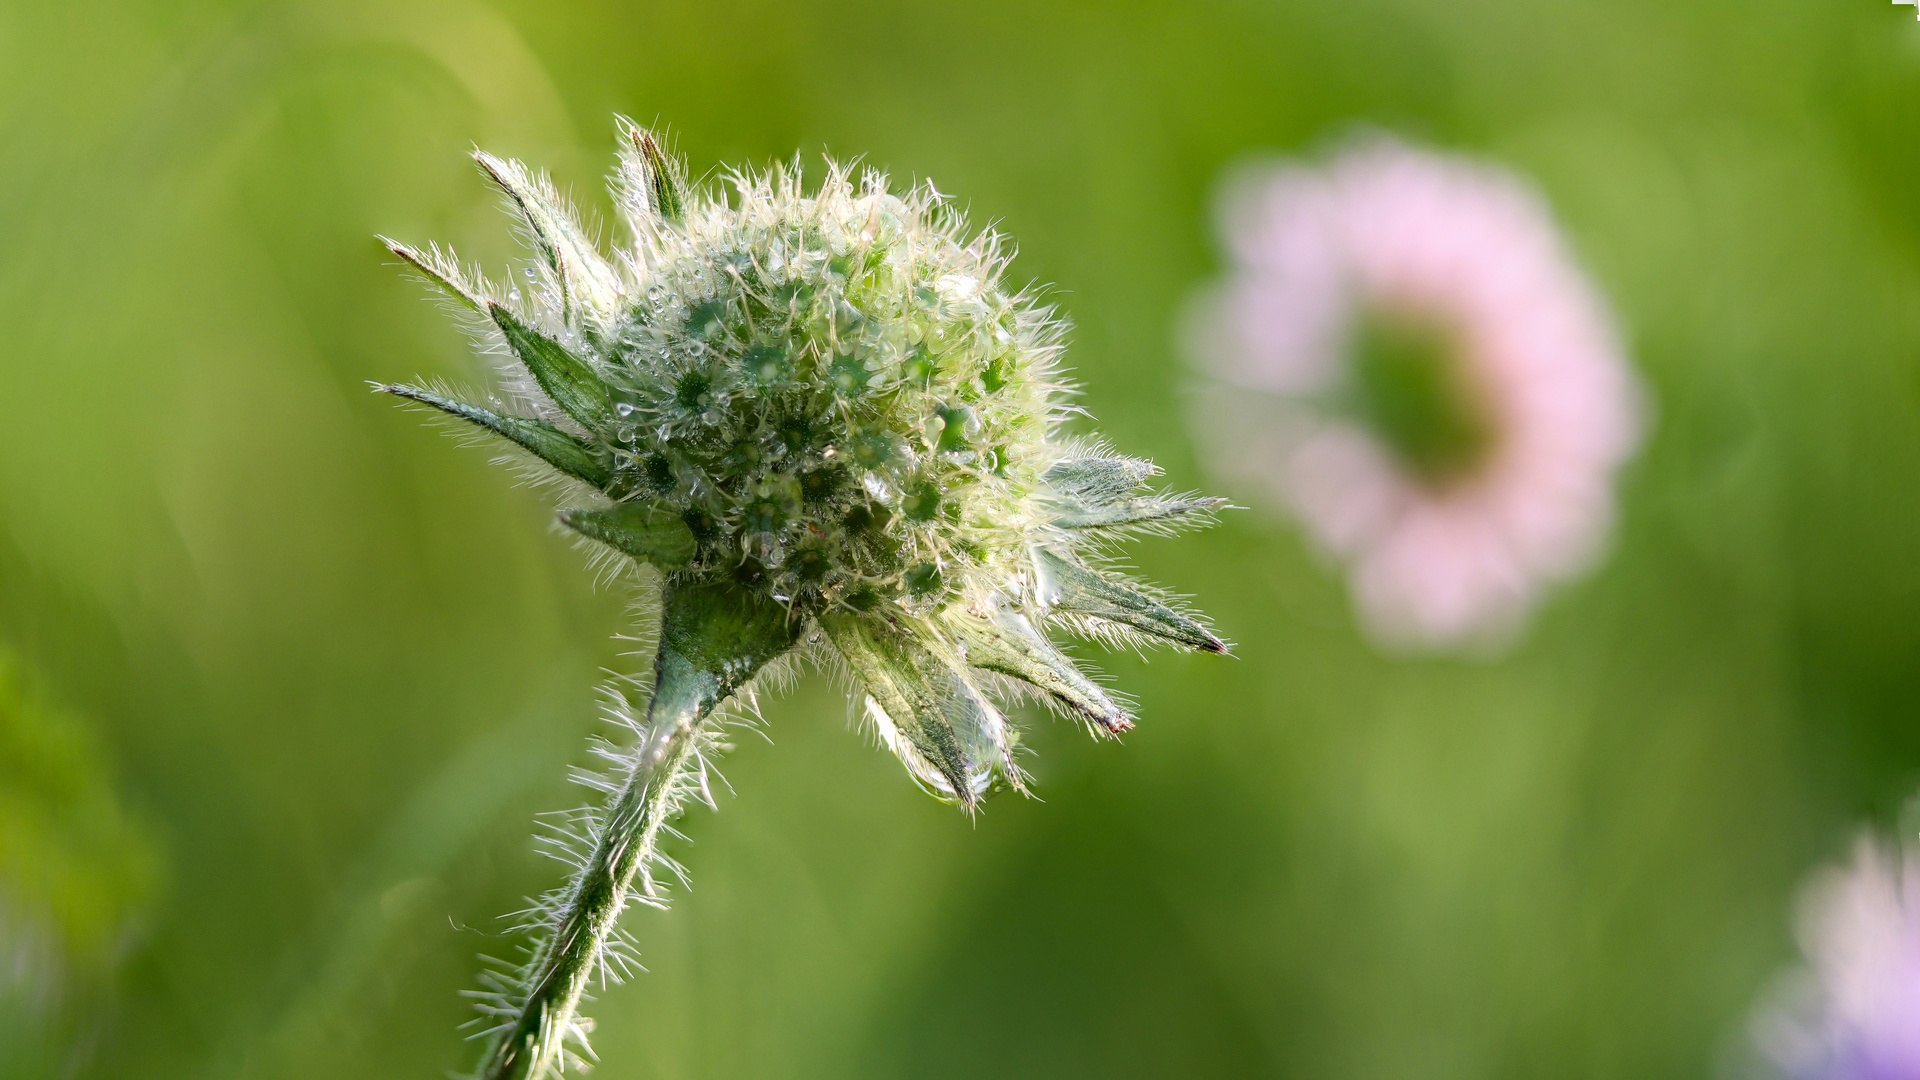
<box><xmin>1750</xmin><ymin>835</ymin><xmax>1920</xmax><ymax>1080</ymax></box>
<box><xmin>1186</xmin><ymin>137</ymin><xmax>1642</xmax><ymax>649</ymax></box>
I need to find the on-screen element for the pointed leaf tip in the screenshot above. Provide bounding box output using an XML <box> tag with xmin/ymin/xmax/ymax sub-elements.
<box><xmin>1044</xmin><ymin>456</ymin><xmax>1156</xmax><ymax>502</ymax></box>
<box><xmin>487</xmin><ymin>304</ymin><xmax>615</xmax><ymax>431</ymax></box>
<box><xmin>627</xmin><ymin>127</ymin><xmax>684</xmax><ymax>223</ymax></box>
<box><xmin>562</xmin><ymin>502</ymin><xmax>696</xmax><ymax>568</ymax></box>
<box><xmin>1048</xmin><ymin>494</ymin><xmax>1230</xmax><ymax>531</ymax></box>
<box><xmin>821</xmin><ymin>613</ymin><xmax>1020</xmax><ymax>807</ymax></box>
<box><xmin>1041</xmin><ymin>456</ymin><xmax>1229</xmax><ymax>532</ymax></box>
<box><xmin>382</xmin><ymin>236</ymin><xmax>484</xmax><ymax>313</ymax></box>
<box><xmin>947</xmin><ymin>607</ymin><xmax>1133</xmax><ymax>735</ymax></box>
<box><xmin>381</xmin><ymin>384</ymin><xmax>613</xmax><ymax>488</ymax></box>
<box><xmin>471</xmin><ymin>151</ymin><xmax>622</xmax><ymax>321</ymax></box>
<box><xmin>1035</xmin><ymin>548</ymin><xmax>1227</xmax><ymax>654</ymax></box>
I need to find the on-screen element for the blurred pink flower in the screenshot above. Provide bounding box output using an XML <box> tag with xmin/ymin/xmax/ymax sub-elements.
<box><xmin>1750</xmin><ymin>835</ymin><xmax>1920</xmax><ymax>1080</ymax></box>
<box><xmin>1187</xmin><ymin>137</ymin><xmax>1641</xmax><ymax>649</ymax></box>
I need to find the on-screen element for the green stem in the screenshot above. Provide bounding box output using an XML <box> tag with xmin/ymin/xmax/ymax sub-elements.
<box><xmin>477</xmin><ymin>680</ymin><xmax>702</xmax><ymax>1079</ymax></box>
<box><xmin>474</xmin><ymin>579</ymin><xmax>799</xmax><ymax>1080</ymax></box>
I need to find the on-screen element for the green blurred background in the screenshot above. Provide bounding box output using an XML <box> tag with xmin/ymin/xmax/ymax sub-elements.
<box><xmin>3</xmin><ymin>0</ymin><xmax>1919</xmax><ymax>1076</ymax></box>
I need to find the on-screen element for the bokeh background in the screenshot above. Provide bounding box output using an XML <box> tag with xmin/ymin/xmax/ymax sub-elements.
<box><xmin>3</xmin><ymin>0</ymin><xmax>1920</xmax><ymax>1076</ymax></box>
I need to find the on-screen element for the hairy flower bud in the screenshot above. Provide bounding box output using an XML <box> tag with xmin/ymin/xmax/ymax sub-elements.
<box><xmin>379</xmin><ymin>120</ymin><xmax>1225</xmax><ymax>1080</ymax></box>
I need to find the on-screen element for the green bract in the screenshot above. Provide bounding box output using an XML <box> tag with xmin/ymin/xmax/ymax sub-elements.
<box><xmin>380</xmin><ymin>121</ymin><xmax>1225</xmax><ymax>1080</ymax></box>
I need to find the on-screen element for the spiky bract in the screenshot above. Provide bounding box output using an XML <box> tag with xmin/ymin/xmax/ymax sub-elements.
<box><xmin>381</xmin><ymin>120</ymin><xmax>1224</xmax><ymax>1080</ymax></box>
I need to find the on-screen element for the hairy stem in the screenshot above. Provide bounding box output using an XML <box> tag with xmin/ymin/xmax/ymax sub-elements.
<box><xmin>478</xmin><ymin>672</ymin><xmax>703</xmax><ymax>1080</ymax></box>
<box><xmin>474</xmin><ymin>579</ymin><xmax>799</xmax><ymax>1080</ymax></box>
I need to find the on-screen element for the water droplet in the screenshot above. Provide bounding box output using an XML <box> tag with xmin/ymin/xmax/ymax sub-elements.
<box><xmin>524</xmin><ymin>267</ymin><xmax>537</xmax><ymax>280</ymax></box>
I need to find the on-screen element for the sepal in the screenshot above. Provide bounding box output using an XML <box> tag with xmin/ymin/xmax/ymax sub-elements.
<box><xmin>1043</xmin><ymin>456</ymin><xmax>1155</xmax><ymax>503</ymax></box>
<box><xmin>473</xmin><ymin>151</ymin><xmax>624</xmax><ymax>323</ymax></box>
<box><xmin>1033</xmin><ymin>548</ymin><xmax>1227</xmax><ymax>653</ymax></box>
<box><xmin>651</xmin><ymin>577</ymin><xmax>802</xmax><ymax>728</ymax></box>
<box><xmin>382</xmin><ymin>238</ymin><xmax>486</xmax><ymax>313</ymax></box>
<box><xmin>614</xmin><ymin>121</ymin><xmax>685</xmax><ymax>224</ymax></box>
<box><xmin>489</xmin><ymin>305</ymin><xmax>616</xmax><ymax>430</ymax></box>
<box><xmin>379</xmin><ymin>383</ymin><xmax>613</xmax><ymax>488</ymax></box>
<box><xmin>1045</xmin><ymin>494</ymin><xmax>1229</xmax><ymax>530</ymax></box>
<box><xmin>820</xmin><ymin>612</ymin><xmax>1020</xmax><ymax>807</ymax></box>
<box><xmin>562</xmin><ymin>502</ymin><xmax>697</xmax><ymax>568</ymax></box>
<box><xmin>945</xmin><ymin>604</ymin><xmax>1131</xmax><ymax>734</ymax></box>
<box><xmin>1041</xmin><ymin>455</ymin><xmax>1226</xmax><ymax>531</ymax></box>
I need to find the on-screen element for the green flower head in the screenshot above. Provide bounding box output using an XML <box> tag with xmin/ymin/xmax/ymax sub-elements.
<box><xmin>380</xmin><ymin>121</ymin><xmax>1226</xmax><ymax>1080</ymax></box>
<box><xmin>383</xmin><ymin>120</ymin><xmax>1225</xmax><ymax>806</ymax></box>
